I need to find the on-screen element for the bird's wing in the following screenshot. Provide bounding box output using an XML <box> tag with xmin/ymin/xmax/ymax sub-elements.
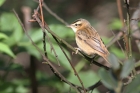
<box><xmin>77</xmin><ymin>30</ymin><xmax>106</xmax><ymax>54</ymax></box>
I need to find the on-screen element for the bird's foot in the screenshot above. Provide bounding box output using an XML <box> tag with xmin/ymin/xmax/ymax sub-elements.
<box><xmin>72</xmin><ymin>47</ymin><xmax>81</xmax><ymax>55</ymax></box>
<box><xmin>90</xmin><ymin>55</ymin><xmax>97</xmax><ymax>64</ymax></box>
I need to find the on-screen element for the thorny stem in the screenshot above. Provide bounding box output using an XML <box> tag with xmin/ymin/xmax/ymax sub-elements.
<box><xmin>125</xmin><ymin>0</ymin><xmax>132</xmax><ymax>58</ymax></box>
<box><xmin>124</xmin><ymin>0</ymin><xmax>136</xmax><ymax>76</ymax></box>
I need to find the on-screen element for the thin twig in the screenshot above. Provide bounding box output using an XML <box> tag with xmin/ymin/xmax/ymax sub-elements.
<box><xmin>34</xmin><ymin>5</ymin><xmax>60</xmax><ymax>66</ymax></box>
<box><xmin>111</xmin><ymin>31</ymin><xmax>126</xmax><ymax>59</ymax></box>
<box><xmin>106</xmin><ymin>31</ymin><xmax>123</xmax><ymax>48</ymax></box>
<box><xmin>38</xmin><ymin>0</ymin><xmax>48</xmax><ymax>57</ymax></box>
<box><xmin>53</xmin><ymin>36</ymin><xmax>86</xmax><ymax>93</ymax></box>
<box><xmin>33</xmin><ymin>0</ymin><xmax>68</xmax><ymax>25</ymax></box>
<box><xmin>116</xmin><ymin>0</ymin><xmax>125</xmax><ymax>27</ymax></box>
<box><xmin>39</xmin><ymin>0</ymin><xmax>44</xmax><ymax>27</ymax></box>
<box><xmin>43</xmin><ymin>3</ymin><xmax>69</xmax><ymax>25</ymax></box>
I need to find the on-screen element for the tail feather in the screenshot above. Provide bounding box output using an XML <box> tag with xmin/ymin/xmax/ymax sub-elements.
<box><xmin>103</xmin><ymin>55</ymin><xmax>111</xmax><ymax>67</ymax></box>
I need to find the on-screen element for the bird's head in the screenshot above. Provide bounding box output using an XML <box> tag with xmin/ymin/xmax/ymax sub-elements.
<box><xmin>67</xmin><ymin>18</ymin><xmax>90</xmax><ymax>32</ymax></box>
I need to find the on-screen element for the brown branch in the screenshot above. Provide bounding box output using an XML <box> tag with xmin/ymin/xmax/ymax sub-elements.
<box><xmin>33</xmin><ymin>8</ymin><xmax>60</xmax><ymax>66</ymax></box>
<box><xmin>39</xmin><ymin>0</ymin><xmax>44</xmax><ymax>27</ymax></box>
<box><xmin>116</xmin><ymin>0</ymin><xmax>125</xmax><ymax>27</ymax></box>
<box><xmin>39</xmin><ymin>0</ymin><xmax>48</xmax><ymax>58</ymax></box>
<box><xmin>53</xmin><ymin>36</ymin><xmax>86</xmax><ymax>93</ymax></box>
<box><xmin>42</xmin><ymin>3</ymin><xmax>69</xmax><ymax>26</ymax></box>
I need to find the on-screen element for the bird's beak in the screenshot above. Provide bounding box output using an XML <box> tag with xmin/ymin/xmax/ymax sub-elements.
<box><xmin>66</xmin><ymin>24</ymin><xmax>72</xmax><ymax>28</ymax></box>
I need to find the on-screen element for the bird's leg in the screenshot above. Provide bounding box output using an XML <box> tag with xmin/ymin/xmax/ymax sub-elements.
<box><xmin>75</xmin><ymin>47</ymin><xmax>81</xmax><ymax>54</ymax></box>
<box><xmin>90</xmin><ymin>55</ymin><xmax>97</xmax><ymax>64</ymax></box>
<box><xmin>72</xmin><ymin>47</ymin><xmax>81</xmax><ymax>55</ymax></box>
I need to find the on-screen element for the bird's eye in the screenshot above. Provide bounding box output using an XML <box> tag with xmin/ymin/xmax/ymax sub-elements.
<box><xmin>75</xmin><ymin>24</ymin><xmax>78</xmax><ymax>26</ymax></box>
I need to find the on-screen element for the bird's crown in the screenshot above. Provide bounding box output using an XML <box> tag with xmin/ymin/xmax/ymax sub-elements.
<box><xmin>69</xmin><ymin>18</ymin><xmax>91</xmax><ymax>32</ymax></box>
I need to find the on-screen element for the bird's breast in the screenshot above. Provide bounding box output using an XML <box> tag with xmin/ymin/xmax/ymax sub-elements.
<box><xmin>75</xmin><ymin>36</ymin><xmax>95</xmax><ymax>57</ymax></box>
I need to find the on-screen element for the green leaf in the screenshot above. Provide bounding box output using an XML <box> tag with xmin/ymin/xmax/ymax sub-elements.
<box><xmin>1</xmin><ymin>13</ymin><xmax>17</xmax><ymax>31</ymax></box>
<box><xmin>1</xmin><ymin>13</ymin><xmax>23</xmax><ymax>46</ymax></box>
<box><xmin>75</xmin><ymin>60</ymin><xmax>86</xmax><ymax>72</ymax></box>
<box><xmin>22</xmin><ymin>43</ymin><xmax>41</xmax><ymax>60</ymax></box>
<box><xmin>0</xmin><ymin>33</ymin><xmax>8</xmax><ymax>40</ymax></box>
<box><xmin>108</xmin><ymin>53</ymin><xmax>120</xmax><ymax>70</ymax></box>
<box><xmin>124</xmin><ymin>74</ymin><xmax>140</xmax><ymax>93</ymax></box>
<box><xmin>120</xmin><ymin>58</ymin><xmax>135</xmax><ymax>78</ymax></box>
<box><xmin>29</xmin><ymin>28</ymin><xmax>43</xmax><ymax>43</ymax></box>
<box><xmin>0</xmin><ymin>43</ymin><xmax>15</xmax><ymax>58</ymax></box>
<box><xmin>4</xmin><ymin>36</ymin><xmax>17</xmax><ymax>46</ymax></box>
<box><xmin>46</xmin><ymin>43</ymin><xmax>71</xmax><ymax>70</ymax></box>
<box><xmin>67</xmin><ymin>71</ymin><xmax>100</xmax><ymax>93</ymax></box>
<box><xmin>12</xmin><ymin>23</ymin><xmax>23</xmax><ymax>43</ymax></box>
<box><xmin>102</xmin><ymin>37</ymin><xmax>112</xmax><ymax>45</ymax></box>
<box><xmin>0</xmin><ymin>0</ymin><xmax>5</xmax><ymax>6</ymax></box>
<box><xmin>98</xmin><ymin>68</ymin><xmax>117</xmax><ymax>89</ymax></box>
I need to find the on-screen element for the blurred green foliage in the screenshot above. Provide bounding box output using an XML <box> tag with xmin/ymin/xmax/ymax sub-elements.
<box><xmin>0</xmin><ymin>0</ymin><xmax>5</xmax><ymax>6</ymax></box>
<box><xmin>1</xmin><ymin>1</ymin><xmax>140</xmax><ymax>92</ymax></box>
<box><xmin>109</xmin><ymin>19</ymin><xmax>122</xmax><ymax>30</ymax></box>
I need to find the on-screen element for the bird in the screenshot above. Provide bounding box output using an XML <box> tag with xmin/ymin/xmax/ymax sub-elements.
<box><xmin>67</xmin><ymin>18</ymin><xmax>110</xmax><ymax>63</ymax></box>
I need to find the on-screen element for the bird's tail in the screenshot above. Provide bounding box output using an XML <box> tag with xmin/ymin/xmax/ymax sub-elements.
<box><xmin>103</xmin><ymin>55</ymin><xmax>111</xmax><ymax>67</ymax></box>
